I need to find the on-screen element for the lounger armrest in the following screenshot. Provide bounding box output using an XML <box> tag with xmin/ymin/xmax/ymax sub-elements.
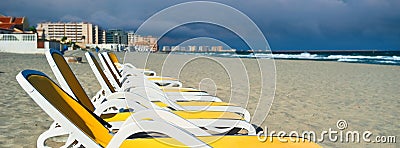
<box><xmin>126</xmin><ymin>87</ymin><xmax>186</xmax><ymax>110</ymax></box>
<box><xmin>189</xmin><ymin>119</ymin><xmax>257</xmax><ymax>135</ymax></box>
<box><xmin>107</xmin><ymin>120</ymin><xmax>210</xmax><ymax>148</ymax></box>
<box><xmin>150</xmin><ymin>80</ymin><xmax>183</xmax><ymax>88</ymax></box>
<box><xmin>104</xmin><ymin>92</ymin><xmax>163</xmax><ymax>109</ymax></box>
<box><xmin>120</xmin><ymin>68</ymin><xmax>143</xmax><ymax>78</ymax></box>
<box><xmin>122</xmin><ymin>63</ymin><xmax>136</xmax><ymax>69</ymax></box>
<box><xmin>119</xmin><ymin>78</ymin><xmax>160</xmax><ymax>91</ymax></box>
<box><xmin>120</xmin><ymin>68</ymin><xmax>157</xmax><ymax>77</ymax></box>
<box><xmin>182</xmin><ymin>106</ymin><xmax>251</xmax><ymax>122</ymax></box>
<box><xmin>93</xmin><ymin>99</ymin><xmax>147</xmax><ymax>115</ymax></box>
<box><xmin>120</xmin><ymin>109</ymin><xmax>211</xmax><ymax>136</ymax></box>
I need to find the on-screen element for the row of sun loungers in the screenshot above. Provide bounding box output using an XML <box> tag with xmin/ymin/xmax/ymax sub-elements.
<box><xmin>16</xmin><ymin>49</ymin><xmax>320</xmax><ymax>147</ymax></box>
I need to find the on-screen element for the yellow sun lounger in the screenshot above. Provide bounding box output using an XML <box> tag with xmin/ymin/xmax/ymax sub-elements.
<box><xmin>87</xmin><ymin>51</ymin><xmax>222</xmax><ymax>103</ymax></box>
<box><xmin>45</xmin><ymin>49</ymin><xmax>253</xmax><ymax>128</ymax></box>
<box><xmin>103</xmin><ymin>51</ymin><xmax>183</xmax><ymax>87</ymax></box>
<box><xmin>98</xmin><ymin>52</ymin><xmax>226</xmax><ymax>102</ymax></box>
<box><xmin>17</xmin><ymin>70</ymin><xmax>321</xmax><ymax>148</ymax></box>
<box><xmin>45</xmin><ymin>49</ymin><xmax>250</xmax><ymax>120</ymax></box>
<box><xmin>17</xmin><ymin>70</ymin><xmax>256</xmax><ymax>147</ymax></box>
<box><xmin>83</xmin><ymin>51</ymin><xmax>250</xmax><ymax>121</ymax></box>
<box><xmin>99</xmin><ymin>52</ymin><xmax>210</xmax><ymax>95</ymax></box>
<box><xmin>108</xmin><ymin>51</ymin><xmax>157</xmax><ymax>76</ymax></box>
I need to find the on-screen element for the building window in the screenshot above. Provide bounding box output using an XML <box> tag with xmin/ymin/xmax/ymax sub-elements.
<box><xmin>0</xmin><ymin>35</ymin><xmax>19</xmax><ymax>41</ymax></box>
<box><xmin>22</xmin><ymin>35</ymin><xmax>36</xmax><ymax>41</ymax></box>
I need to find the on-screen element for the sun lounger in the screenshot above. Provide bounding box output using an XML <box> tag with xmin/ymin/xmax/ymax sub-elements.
<box><xmin>83</xmin><ymin>51</ymin><xmax>250</xmax><ymax>121</ymax></box>
<box><xmin>102</xmin><ymin>51</ymin><xmax>183</xmax><ymax>87</ymax></box>
<box><xmin>18</xmin><ymin>70</ymin><xmax>256</xmax><ymax>147</ymax></box>
<box><xmin>43</xmin><ymin>49</ymin><xmax>255</xmax><ymax>136</ymax></box>
<box><xmin>107</xmin><ymin>51</ymin><xmax>157</xmax><ymax>76</ymax></box>
<box><xmin>45</xmin><ymin>49</ymin><xmax>250</xmax><ymax>120</ymax></box>
<box><xmin>86</xmin><ymin>51</ymin><xmax>222</xmax><ymax>102</ymax></box>
<box><xmin>99</xmin><ymin>52</ymin><xmax>210</xmax><ymax>96</ymax></box>
<box><xmin>17</xmin><ymin>70</ymin><xmax>321</xmax><ymax>148</ymax></box>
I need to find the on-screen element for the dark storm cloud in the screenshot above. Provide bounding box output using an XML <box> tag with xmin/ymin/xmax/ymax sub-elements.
<box><xmin>1</xmin><ymin>0</ymin><xmax>399</xmax><ymax>50</ymax></box>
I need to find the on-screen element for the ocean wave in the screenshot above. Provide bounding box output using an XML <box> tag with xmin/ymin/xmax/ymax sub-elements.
<box><xmin>169</xmin><ymin>52</ymin><xmax>400</xmax><ymax>65</ymax></box>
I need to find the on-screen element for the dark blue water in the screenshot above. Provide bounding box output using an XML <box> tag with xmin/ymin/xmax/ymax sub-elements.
<box><xmin>166</xmin><ymin>50</ymin><xmax>400</xmax><ymax>66</ymax></box>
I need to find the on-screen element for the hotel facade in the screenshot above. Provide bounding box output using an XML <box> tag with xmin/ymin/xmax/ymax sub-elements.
<box><xmin>36</xmin><ymin>22</ymin><xmax>101</xmax><ymax>45</ymax></box>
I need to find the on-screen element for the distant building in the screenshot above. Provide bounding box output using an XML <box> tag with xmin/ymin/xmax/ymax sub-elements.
<box><xmin>199</xmin><ymin>46</ymin><xmax>209</xmax><ymax>52</ymax></box>
<box><xmin>188</xmin><ymin>46</ymin><xmax>196</xmax><ymax>52</ymax></box>
<box><xmin>100</xmin><ymin>30</ymin><xmax>106</xmax><ymax>44</ymax></box>
<box><xmin>172</xmin><ymin>46</ymin><xmax>179</xmax><ymax>51</ymax></box>
<box><xmin>1</xmin><ymin>16</ymin><xmax>60</xmax><ymax>54</ymax></box>
<box><xmin>130</xmin><ymin>34</ymin><xmax>158</xmax><ymax>52</ymax></box>
<box><xmin>210</xmin><ymin>46</ymin><xmax>223</xmax><ymax>52</ymax></box>
<box><xmin>159</xmin><ymin>45</ymin><xmax>233</xmax><ymax>53</ymax></box>
<box><xmin>127</xmin><ymin>32</ymin><xmax>135</xmax><ymax>45</ymax></box>
<box><xmin>94</xmin><ymin>25</ymin><xmax>104</xmax><ymax>44</ymax></box>
<box><xmin>105</xmin><ymin>29</ymin><xmax>127</xmax><ymax>44</ymax></box>
<box><xmin>162</xmin><ymin>46</ymin><xmax>171</xmax><ymax>52</ymax></box>
<box><xmin>0</xmin><ymin>16</ymin><xmax>29</xmax><ymax>33</ymax></box>
<box><xmin>180</xmin><ymin>46</ymin><xmax>186</xmax><ymax>51</ymax></box>
<box><xmin>0</xmin><ymin>33</ymin><xmax>60</xmax><ymax>53</ymax></box>
<box><xmin>36</xmin><ymin>22</ymin><xmax>101</xmax><ymax>46</ymax></box>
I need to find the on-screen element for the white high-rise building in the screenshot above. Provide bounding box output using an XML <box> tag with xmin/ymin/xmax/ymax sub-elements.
<box><xmin>36</xmin><ymin>22</ymin><xmax>101</xmax><ymax>45</ymax></box>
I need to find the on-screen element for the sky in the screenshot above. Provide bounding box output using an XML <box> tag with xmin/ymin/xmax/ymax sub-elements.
<box><xmin>1</xmin><ymin>0</ymin><xmax>399</xmax><ymax>50</ymax></box>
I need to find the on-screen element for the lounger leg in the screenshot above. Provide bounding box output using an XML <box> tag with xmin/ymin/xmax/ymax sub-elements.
<box><xmin>37</xmin><ymin>122</ymin><xmax>70</xmax><ymax>148</ymax></box>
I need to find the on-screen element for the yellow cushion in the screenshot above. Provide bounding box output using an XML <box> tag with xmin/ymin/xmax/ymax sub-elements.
<box><xmin>147</xmin><ymin>77</ymin><xmax>178</xmax><ymax>81</ymax></box>
<box><xmin>160</xmin><ymin>87</ymin><xmax>202</xmax><ymax>92</ymax></box>
<box><xmin>154</xmin><ymin>102</ymin><xmax>236</xmax><ymax>108</ymax></box>
<box><xmin>120</xmin><ymin>136</ymin><xmax>321</xmax><ymax>148</ymax></box>
<box><xmin>103</xmin><ymin>111</ymin><xmax>243</xmax><ymax>122</ymax></box>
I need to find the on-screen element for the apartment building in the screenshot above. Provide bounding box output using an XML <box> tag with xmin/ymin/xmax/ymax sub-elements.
<box><xmin>36</xmin><ymin>22</ymin><xmax>101</xmax><ymax>45</ymax></box>
<box><xmin>105</xmin><ymin>29</ymin><xmax>127</xmax><ymax>44</ymax></box>
<box><xmin>129</xmin><ymin>34</ymin><xmax>158</xmax><ymax>51</ymax></box>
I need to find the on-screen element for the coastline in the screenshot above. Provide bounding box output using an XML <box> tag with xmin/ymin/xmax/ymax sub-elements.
<box><xmin>0</xmin><ymin>51</ymin><xmax>398</xmax><ymax>147</ymax></box>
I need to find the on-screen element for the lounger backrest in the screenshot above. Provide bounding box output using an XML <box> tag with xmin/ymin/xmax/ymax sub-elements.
<box><xmin>108</xmin><ymin>52</ymin><xmax>120</xmax><ymax>63</ymax></box>
<box><xmin>108</xmin><ymin>52</ymin><xmax>121</xmax><ymax>67</ymax></box>
<box><xmin>99</xmin><ymin>53</ymin><xmax>122</xmax><ymax>87</ymax></box>
<box><xmin>46</xmin><ymin>49</ymin><xmax>95</xmax><ymax>111</ymax></box>
<box><xmin>104</xmin><ymin>52</ymin><xmax>122</xmax><ymax>78</ymax></box>
<box><xmin>86</xmin><ymin>52</ymin><xmax>116</xmax><ymax>93</ymax></box>
<box><xmin>20</xmin><ymin>70</ymin><xmax>112</xmax><ymax>147</ymax></box>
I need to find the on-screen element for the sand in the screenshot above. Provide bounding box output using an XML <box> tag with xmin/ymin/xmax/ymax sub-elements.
<box><xmin>0</xmin><ymin>51</ymin><xmax>398</xmax><ymax>147</ymax></box>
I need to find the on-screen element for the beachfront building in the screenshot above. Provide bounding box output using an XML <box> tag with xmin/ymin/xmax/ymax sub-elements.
<box><xmin>36</xmin><ymin>22</ymin><xmax>101</xmax><ymax>47</ymax></box>
<box><xmin>161</xmin><ymin>46</ymin><xmax>171</xmax><ymax>52</ymax></box>
<box><xmin>211</xmin><ymin>46</ymin><xmax>223</xmax><ymax>52</ymax></box>
<box><xmin>129</xmin><ymin>34</ymin><xmax>158</xmax><ymax>52</ymax></box>
<box><xmin>93</xmin><ymin>25</ymin><xmax>104</xmax><ymax>45</ymax></box>
<box><xmin>0</xmin><ymin>15</ymin><xmax>60</xmax><ymax>53</ymax></box>
<box><xmin>198</xmin><ymin>46</ymin><xmax>209</xmax><ymax>52</ymax></box>
<box><xmin>105</xmin><ymin>29</ymin><xmax>127</xmax><ymax>44</ymax></box>
<box><xmin>104</xmin><ymin>29</ymin><xmax>127</xmax><ymax>51</ymax></box>
<box><xmin>188</xmin><ymin>46</ymin><xmax>197</xmax><ymax>52</ymax></box>
<box><xmin>0</xmin><ymin>15</ymin><xmax>29</xmax><ymax>33</ymax></box>
<box><xmin>127</xmin><ymin>32</ymin><xmax>136</xmax><ymax>45</ymax></box>
<box><xmin>160</xmin><ymin>45</ymin><xmax>235</xmax><ymax>53</ymax></box>
<box><xmin>0</xmin><ymin>33</ymin><xmax>61</xmax><ymax>54</ymax></box>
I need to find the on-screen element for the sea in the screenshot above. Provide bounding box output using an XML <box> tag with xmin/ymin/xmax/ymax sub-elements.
<box><xmin>165</xmin><ymin>50</ymin><xmax>400</xmax><ymax>66</ymax></box>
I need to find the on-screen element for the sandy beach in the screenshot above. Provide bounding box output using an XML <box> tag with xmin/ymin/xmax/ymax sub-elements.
<box><xmin>0</xmin><ymin>51</ymin><xmax>398</xmax><ymax>147</ymax></box>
